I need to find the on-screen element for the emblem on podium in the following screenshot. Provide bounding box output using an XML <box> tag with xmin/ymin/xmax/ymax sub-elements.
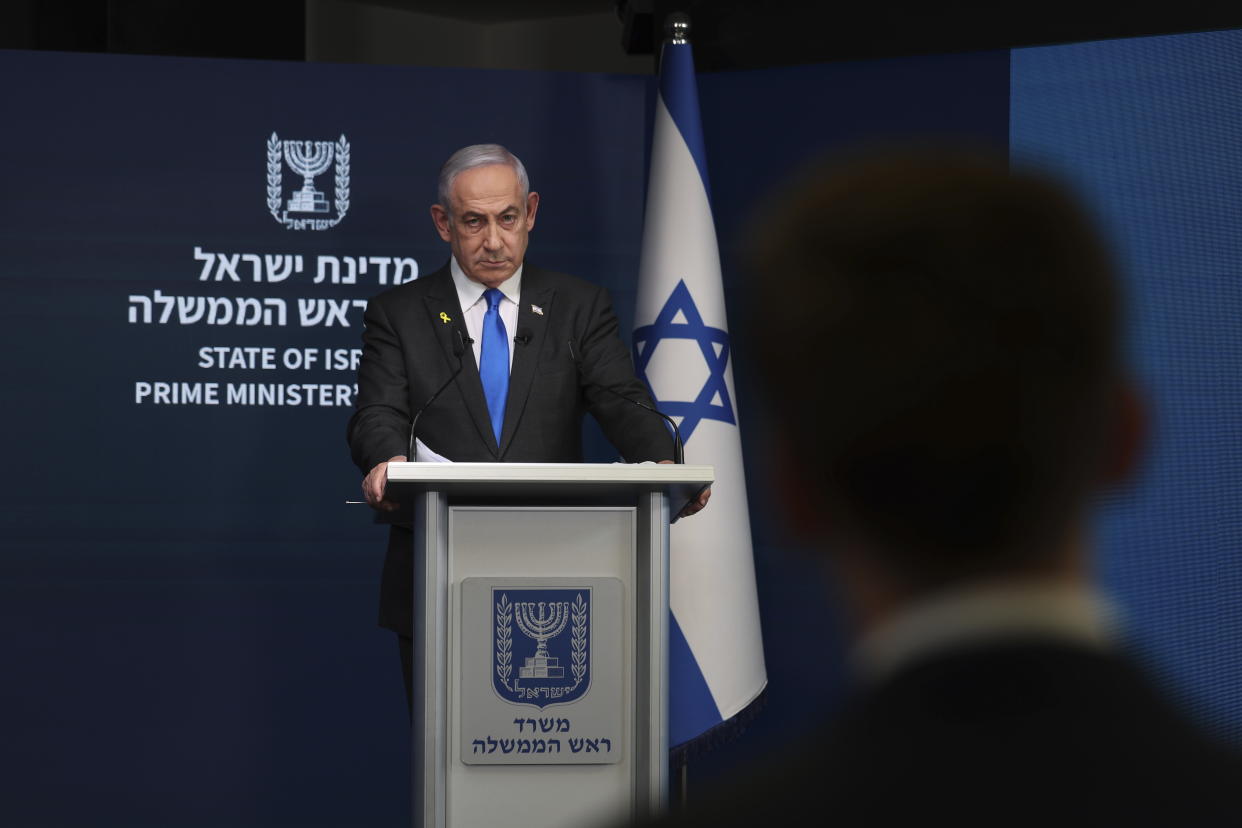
<box><xmin>494</xmin><ymin>588</ymin><xmax>590</xmax><ymax>708</ymax></box>
<box><xmin>462</xmin><ymin>577</ymin><xmax>620</xmax><ymax>765</ymax></box>
<box><xmin>266</xmin><ymin>132</ymin><xmax>350</xmax><ymax>231</ymax></box>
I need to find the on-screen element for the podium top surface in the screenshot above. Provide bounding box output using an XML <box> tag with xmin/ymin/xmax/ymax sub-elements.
<box><xmin>387</xmin><ymin>462</ymin><xmax>712</xmax><ymax>487</ymax></box>
<box><xmin>386</xmin><ymin>463</ymin><xmax>712</xmax><ymax>512</ymax></box>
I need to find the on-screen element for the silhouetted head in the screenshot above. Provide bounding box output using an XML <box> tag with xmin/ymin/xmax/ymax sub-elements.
<box><xmin>752</xmin><ymin>148</ymin><xmax>1130</xmax><ymax>590</ymax></box>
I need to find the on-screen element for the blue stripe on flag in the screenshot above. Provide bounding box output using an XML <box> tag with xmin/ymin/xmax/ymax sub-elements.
<box><xmin>658</xmin><ymin>42</ymin><xmax>712</xmax><ymax>199</ymax></box>
<box><xmin>669</xmin><ymin>612</ymin><xmax>722</xmax><ymax>747</ymax></box>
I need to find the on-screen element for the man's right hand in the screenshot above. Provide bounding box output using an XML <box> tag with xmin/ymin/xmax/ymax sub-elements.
<box><xmin>363</xmin><ymin>455</ymin><xmax>407</xmax><ymax>512</ymax></box>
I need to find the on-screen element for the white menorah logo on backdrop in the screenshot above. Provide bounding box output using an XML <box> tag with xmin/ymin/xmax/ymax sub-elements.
<box><xmin>266</xmin><ymin>132</ymin><xmax>350</xmax><ymax>231</ymax></box>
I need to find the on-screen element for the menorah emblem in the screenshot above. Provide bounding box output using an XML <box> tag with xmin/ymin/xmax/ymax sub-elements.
<box><xmin>516</xmin><ymin>601</ymin><xmax>570</xmax><ymax>678</ymax></box>
<box><xmin>494</xmin><ymin>589</ymin><xmax>590</xmax><ymax>707</ymax></box>
<box><xmin>283</xmin><ymin>140</ymin><xmax>334</xmax><ymax>214</ymax></box>
<box><xmin>266</xmin><ymin>133</ymin><xmax>351</xmax><ymax>231</ymax></box>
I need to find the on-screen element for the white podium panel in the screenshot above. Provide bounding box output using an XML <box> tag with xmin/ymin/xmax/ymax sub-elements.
<box><xmin>387</xmin><ymin>463</ymin><xmax>713</xmax><ymax>828</ymax></box>
<box><xmin>449</xmin><ymin>509</ymin><xmax>634</xmax><ymax>828</ymax></box>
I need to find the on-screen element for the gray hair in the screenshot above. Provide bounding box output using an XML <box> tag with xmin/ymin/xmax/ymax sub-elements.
<box><xmin>437</xmin><ymin>144</ymin><xmax>530</xmax><ymax>210</ymax></box>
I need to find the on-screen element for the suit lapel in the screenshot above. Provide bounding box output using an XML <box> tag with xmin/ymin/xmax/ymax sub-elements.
<box><xmin>421</xmin><ymin>269</ymin><xmax>497</xmax><ymax>456</ymax></box>
<box><xmin>498</xmin><ymin>268</ymin><xmax>555</xmax><ymax>457</ymax></box>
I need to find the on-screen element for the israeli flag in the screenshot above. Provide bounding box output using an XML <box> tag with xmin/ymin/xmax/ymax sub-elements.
<box><xmin>634</xmin><ymin>35</ymin><xmax>767</xmax><ymax>754</ymax></box>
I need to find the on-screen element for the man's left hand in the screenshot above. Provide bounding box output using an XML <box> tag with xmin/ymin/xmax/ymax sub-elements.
<box><xmin>658</xmin><ymin>459</ymin><xmax>712</xmax><ymax>518</ymax></box>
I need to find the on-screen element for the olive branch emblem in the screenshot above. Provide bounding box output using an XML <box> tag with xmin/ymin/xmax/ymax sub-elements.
<box><xmin>266</xmin><ymin>133</ymin><xmax>283</xmax><ymax>216</ymax></box>
<box><xmin>570</xmin><ymin>593</ymin><xmax>588</xmax><ymax>687</ymax></box>
<box><xmin>334</xmin><ymin>134</ymin><xmax>350</xmax><ymax>217</ymax></box>
<box><xmin>495</xmin><ymin>593</ymin><xmax>513</xmax><ymax>691</ymax></box>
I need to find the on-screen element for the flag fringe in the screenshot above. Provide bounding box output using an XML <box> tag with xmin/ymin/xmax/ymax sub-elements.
<box><xmin>670</xmin><ymin>685</ymin><xmax>768</xmax><ymax>768</ymax></box>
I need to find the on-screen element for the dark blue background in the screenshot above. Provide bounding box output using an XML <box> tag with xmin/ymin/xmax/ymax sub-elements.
<box><xmin>690</xmin><ymin>50</ymin><xmax>1011</xmax><ymax>776</ymax></box>
<box><xmin>0</xmin><ymin>50</ymin><xmax>652</xmax><ymax>827</ymax></box>
<box><xmin>1012</xmin><ymin>30</ymin><xmax>1242</xmax><ymax>743</ymax></box>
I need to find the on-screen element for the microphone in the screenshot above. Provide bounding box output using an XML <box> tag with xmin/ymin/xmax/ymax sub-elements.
<box><xmin>407</xmin><ymin>328</ymin><xmax>469</xmax><ymax>459</ymax></box>
<box><xmin>567</xmin><ymin>338</ymin><xmax>684</xmax><ymax>464</ymax></box>
<box><xmin>514</xmin><ymin>328</ymin><xmax>532</xmax><ymax>346</ymax></box>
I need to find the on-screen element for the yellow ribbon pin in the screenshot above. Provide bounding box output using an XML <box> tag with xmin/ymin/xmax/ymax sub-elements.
<box><xmin>439</xmin><ymin>312</ymin><xmax>451</xmax><ymax>324</ymax></box>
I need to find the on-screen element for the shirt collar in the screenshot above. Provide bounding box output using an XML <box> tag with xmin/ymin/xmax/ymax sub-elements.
<box><xmin>450</xmin><ymin>257</ymin><xmax>523</xmax><ymax>310</ymax></box>
<box><xmin>853</xmin><ymin>579</ymin><xmax>1120</xmax><ymax>685</ymax></box>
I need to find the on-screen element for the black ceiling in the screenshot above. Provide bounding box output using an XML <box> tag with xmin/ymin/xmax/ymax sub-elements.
<box><xmin>632</xmin><ymin>1</ymin><xmax>1242</xmax><ymax>71</ymax></box>
<box><xmin>5</xmin><ymin>0</ymin><xmax>1242</xmax><ymax>71</ymax></box>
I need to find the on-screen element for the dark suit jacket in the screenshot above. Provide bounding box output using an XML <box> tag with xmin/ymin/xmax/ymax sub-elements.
<box><xmin>347</xmin><ymin>263</ymin><xmax>674</xmax><ymax>633</ymax></box>
<box><xmin>645</xmin><ymin>640</ymin><xmax>1242</xmax><ymax>826</ymax></box>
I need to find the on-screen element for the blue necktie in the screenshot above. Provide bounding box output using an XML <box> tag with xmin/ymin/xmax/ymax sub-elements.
<box><xmin>479</xmin><ymin>287</ymin><xmax>509</xmax><ymax>445</ymax></box>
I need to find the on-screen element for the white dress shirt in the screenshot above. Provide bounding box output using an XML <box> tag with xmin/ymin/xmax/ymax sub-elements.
<box><xmin>853</xmin><ymin>579</ymin><xmax>1120</xmax><ymax>685</ymax></box>
<box><xmin>450</xmin><ymin>257</ymin><xmax>521</xmax><ymax>372</ymax></box>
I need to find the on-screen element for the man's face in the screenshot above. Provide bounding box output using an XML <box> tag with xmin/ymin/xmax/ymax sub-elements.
<box><xmin>430</xmin><ymin>163</ymin><xmax>539</xmax><ymax>288</ymax></box>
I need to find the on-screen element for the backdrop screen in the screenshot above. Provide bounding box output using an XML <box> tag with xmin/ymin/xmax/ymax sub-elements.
<box><xmin>1013</xmin><ymin>30</ymin><xmax>1242</xmax><ymax>743</ymax></box>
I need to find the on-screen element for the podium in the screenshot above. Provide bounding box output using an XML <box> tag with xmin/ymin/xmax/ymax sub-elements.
<box><xmin>386</xmin><ymin>462</ymin><xmax>714</xmax><ymax>828</ymax></box>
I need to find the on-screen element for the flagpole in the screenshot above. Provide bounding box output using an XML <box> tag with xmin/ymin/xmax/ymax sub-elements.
<box><xmin>662</xmin><ymin>11</ymin><xmax>693</xmax><ymax>809</ymax></box>
<box><xmin>667</xmin><ymin>11</ymin><xmax>689</xmax><ymax>47</ymax></box>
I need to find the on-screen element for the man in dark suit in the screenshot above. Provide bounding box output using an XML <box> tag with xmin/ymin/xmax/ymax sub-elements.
<box><xmin>348</xmin><ymin>144</ymin><xmax>705</xmax><ymax>708</ymax></box>
<box><xmin>646</xmin><ymin>151</ymin><xmax>1242</xmax><ymax>824</ymax></box>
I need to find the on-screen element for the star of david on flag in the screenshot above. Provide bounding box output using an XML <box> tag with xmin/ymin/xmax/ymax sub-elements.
<box><xmin>633</xmin><ymin>280</ymin><xmax>735</xmax><ymax>443</ymax></box>
<box><xmin>634</xmin><ymin>27</ymin><xmax>767</xmax><ymax>762</ymax></box>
